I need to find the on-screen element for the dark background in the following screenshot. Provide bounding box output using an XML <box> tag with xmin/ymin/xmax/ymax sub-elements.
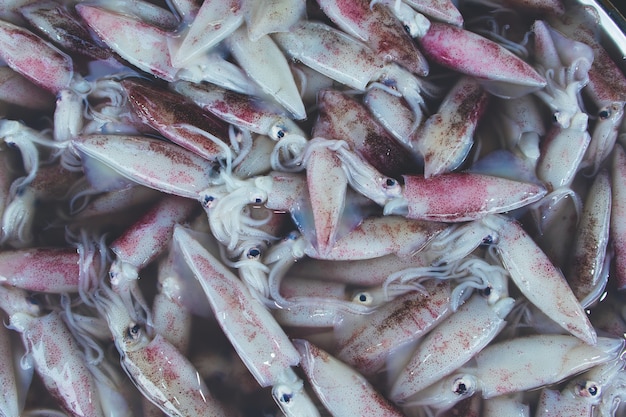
<box><xmin>610</xmin><ymin>0</ymin><xmax>626</xmax><ymax>20</ymax></box>
<box><xmin>605</xmin><ymin>0</ymin><xmax>626</xmax><ymax>44</ymax></box>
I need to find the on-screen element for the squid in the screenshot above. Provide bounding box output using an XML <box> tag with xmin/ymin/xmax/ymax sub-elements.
<box><xmin>272</xmin><ymin>20</ymin><xmax>434</xmax><ymax>121</ymax></box>
<box><xmin>108</xmin><ymin>194</ymin><xmax>197</xmax><ymax>324</ymax></box>
<box><xmin>312</xmin><ymin>89</ymin><xmax>421</xmax><ymax>178</ymax></box>
<box><xmin>0</xmin><ymin>315</ymin><xmax>21</xmax><ymax>417</ymax></box>
<box><xmin>0</xmin><ymin>247</ymin><xmax>82</xmax><ymax>293</ymax></box>
<box><xmin>405</xmin><ymin>334</ymin><xmax>624</xmax><ymax>411</ymax></box>
<box><xmin>0</xmin><ymin>286</ymin><xmax>105</xmax><ymax>417</ymax></box>
<box><xmin>0</xmin><ymin>66</ymin><xmax>54</xmax><ymax>112</ymax></box>
<box><xmin>611</xmin><ymin>144</ymin><xmax>626</xmax><ymax>290</ymax></box>
<box><xmin>383</xmin><ymin>172</ymin><xmax>547</xmax><ymax>222</ymax></box>
<box><xmin>536</xmin><ymin>111</ymin><xmax>591</xmax><ymax>192</ymax></box>
<box><xmin>226</xmin><ymin>26</ymin><xmax>306</xmax><ymax>120</ymax></box>
<box><xmin>547</xmin><ymin>4</ymin><xmax>626</xmax><ymax>112</ymax></box>
<box><xmin>20</xmin><ymin>0</ymin><xmax>114</xmax><ymax>61</ymax></box>
<box><xmin>389</xmin><ymin>289</ymin><xmax>515</xmax><ymax>401</ymax></box>
<box><xmin>583</xmin><ymin>102</ymin><xmax>625</xmax><ymax>176</ymax></box>
<box><xmin>397</xmin><ymin>0</ymin><xmax>463</xmax><ymax>26</ymax></box>
<box><xmin>414</xmin><ymin>215</ymin><xmax>597</xmax><ymax>344</ymax></box>
<box><xmin>335</xmin><ymin>280</ymin><xmax>453</xmax><ymax>376</ymax></box>
<box><xmin>295</xmin><ymin>339</ymin><xmax>405</xmax><ymax>416</ymax></box>
<box><xmin>93</xmin><ymin>283</ymin><xmax>231</xmax><ymax>417</ymax></box>
<box><xmin>416</xmin><ymin>22</ymin><xmax>547</xmax><ymax>98</ymax></box>
<box><xmin>536</xmin><ymin>359</ymin><xmax>625</xmax><ymax>417</ymax></box>
<box><xmin>77</xmin><ymin>4</ymin><xmax>254</xmax><ymax>94</ymax></box>
<box><xmin>120</xmin><ymin>78</ymin><xmax>239</xmax><ymax>164</ymax></box>
<box><xmin>173</xmin><ymin>225</ymin><xmax>321</xmax><ymax>417</ymax></box>
<box><xmin>482</xmin><ymin>214</ymin><xmax>597</xmax><ymax>344</ymax></box>
<box><xmin>412</xmin><ymin>76</ymin><xmax>490</xmax><ymax>178</ymax></box>
<box><xmin>531</xmin><ymin>20</ymin><xmax>593</xmax><ymax>129</ymax></box>
<box><xmin>173</xmin><ymin>80</ymin><xmax>308</xmax><ymax>170</ymax></box>
<box><xmin>169</xmin><ymin>0</ymin><xmax>243</xmax><ymax>67</ymax></box>
<box><xmin>243</xmin><ymin>0</ymin><xmax>306</xmax><ymax>40</ymax></box>
<box><xmin>565</xmin><ymin>169</ymin><xmax>611</xmax><ymax>307</ymax></box>
<box><xmin>0</xmin><ymin>19</ymin><xmax>75</xmax><ymax>94</ymax></box>
<box><xmin>316</xmin><ymin>0</ymin><xmax>429</xmax><ymax>75</ymax></box>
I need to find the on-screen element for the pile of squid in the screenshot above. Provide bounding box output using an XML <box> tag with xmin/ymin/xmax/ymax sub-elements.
<box><xmin>0</xmin><ymin>0</ymin><xmax>626</xmax><ymax>415</ymax></box>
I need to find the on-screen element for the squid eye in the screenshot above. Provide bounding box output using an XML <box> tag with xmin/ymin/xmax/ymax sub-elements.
<box><xmin>452</xmin><ymin>377</ymin><xmax>474</xmax><ymax>396</ymax></box>
<box><xmin>587</xmin><ymin>384</ymin><xmax>599</xmax><ymax>396</ymax></box>
<box><xmin>273</xmin><ymin>384</ymin><xmax>295</xmax><ymax>406</ymax></box>
<box><xmin>481</xmin><ymin>236</ymin><xmax>493</xmax><ymax>245</ymax></box>
<box><xmin>249</xmin><ymin>191</ymin><xmax>266</xmax><ymax>205</ymax></box>
<box><xmin>403</xmin><ymin>24</ymin><xmax>411</xmax><ymax>33</ymax></box>
<box><xmin>247</xmin><ymin>248</ymin><xmax>261</xmax><ymax>259</ymax></box>
<box><xmin>127</xmin><ymin>323</ymin><xmax>142</xmax><ymax>340</ymax></box>
<box><xmin>598</xmin><ymin>108</ymin><xmax>611</xmax><ymax>119</ymax></box>
<box><xmin>478</xmin><ymin>285</ymin><xmax>501</xmax><ymax>304</ymax></box>
<box><xmin>270</xmin><ymin>124</ymin><xmax>288</xmax><ymax>140</ymax></box>
<box><xmin>384</xmin><ymin>178</ymin><xmax>397</xmax><ymax>188</ymax></box>
<box><xmin>26</xmin><ymin>295</ymin><xmax>40</xmax><ymax>305</ymax></box>
<box><xmin>455</xmin><ymin>383</ymin><xmax>467</xmax><ymax>394</ymax></box>
<box><xmin>353</xmin><ymin>292</ymin><xmax>373</xmax><ymax>305</ymax></box>
<box><xmin>577</xmin><ymin>381</ymin><xmax>601</xmax><ymax>398</ymax></box>
<box><xmin>202</xmin><ymin>195</ymin><xmax>215</xmax><ymax>208</ymax></box>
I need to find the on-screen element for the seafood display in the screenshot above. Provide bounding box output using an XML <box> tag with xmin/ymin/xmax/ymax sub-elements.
<box><xmin>0</xmin><ymin>0</ymin><xmax>625</xmax><ymax>416</ymax></box>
